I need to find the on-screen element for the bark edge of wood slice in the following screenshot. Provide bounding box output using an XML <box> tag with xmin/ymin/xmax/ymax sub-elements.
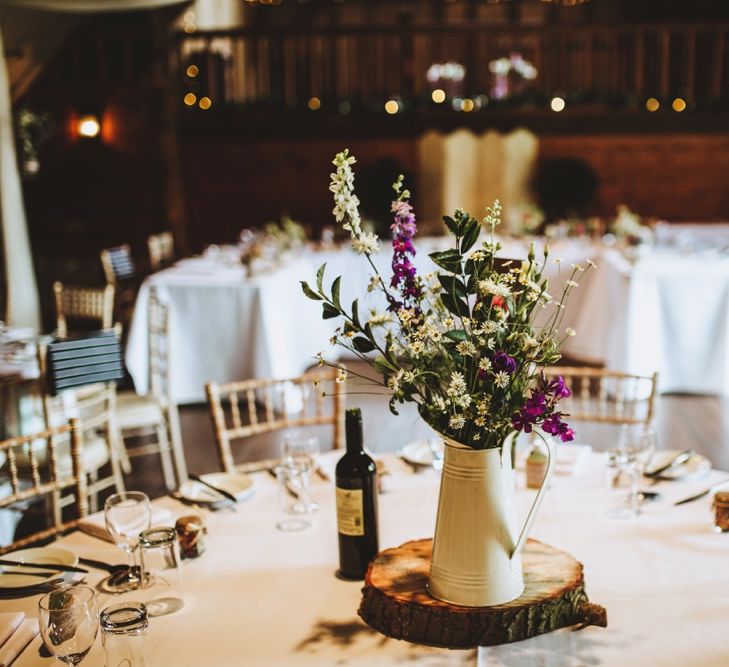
<box><xmin>358</xmin><ymin>537</ymin><xmax>607</xmax><ymax>649</ymax></box>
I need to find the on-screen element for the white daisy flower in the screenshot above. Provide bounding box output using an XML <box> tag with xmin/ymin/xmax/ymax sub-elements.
<box><xmin>447</xmin><ymin>372</ymin><xmax>467</xmax><ymax>396</ymax></box>
<box><xmin>493</xmin><ymin>371</ymin><xmax>510</xmax><ymax>388</ymax></box>
<box><xmin>449</xmin><ymin>414</ymin><xmax>466</xmax><ymax>430</ymax></box>
<box><xmin>456</xmin><ymin>341</ymin><xmax>477</xmax><ymax>357</ymax></box>
<box><xmin>351</xmin><ymin>231</ymin><xmax>380</xmax><ymax>255</ymax></box>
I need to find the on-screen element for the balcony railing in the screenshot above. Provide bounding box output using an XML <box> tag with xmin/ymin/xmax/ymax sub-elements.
<box><xmin>176</xmin><ymin>21</ymin><xmax>729</xmax><ymax>112</ymax></box>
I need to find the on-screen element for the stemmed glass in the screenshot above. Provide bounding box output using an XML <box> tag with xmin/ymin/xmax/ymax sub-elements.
<box><xmin>38</xmin><ymin>585</ymin><xmax>98</xmax><ymax>666</ymax></box>
<box><xmin>104</xmin><ymin>491</ymin><xmax>152</xmax><ymax>591</ymax></box>
<box><xmin>282</xmin><ymin>433</ymin><xmax>320</xmax><ymax>514</ymax></box>
<box><xmin>609</xmin><ymin>425</ymin><xmax>657</xmax><ymax>518</ymax></box>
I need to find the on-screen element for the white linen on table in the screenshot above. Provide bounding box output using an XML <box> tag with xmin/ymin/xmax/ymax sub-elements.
<box><xmin>571</xmin><ymin>247</ymin><xmax>729</xmax><ymax>394</ymax></box>
<box><xmin>4</xmin><ymin>448</ymin><xmax>729</xmax><ymax>667</ymax></box>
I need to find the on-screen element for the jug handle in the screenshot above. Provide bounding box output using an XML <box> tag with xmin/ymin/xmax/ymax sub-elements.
<box><xmin>511</xmin><ymin>432</ymin><xmax>556</xmax><ymax>559</ymax></box>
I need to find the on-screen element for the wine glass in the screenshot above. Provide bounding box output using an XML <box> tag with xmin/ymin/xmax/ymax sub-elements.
<box><xmin>274</xmin><ymin>459</ymin><xmax>314</xmax><ymax>532</ymax></box>
<box><xmin>104</xmin><ymin>491</ymin><xmax>151</xmax><ymax>591</ymax></box>
<box><xmin>282</xmin><ymin>433</ymin><xmax>321</xmax><ymax>513</ymax></box>
<box><xmin>609</xmin><ymin>425</ymin><xmax>657</xmax><ymax>518</ymax></box>
<box><xmin>38</xmin><ymin>585</ymin><xmax>98</xmax><ymax>666</ymax></box>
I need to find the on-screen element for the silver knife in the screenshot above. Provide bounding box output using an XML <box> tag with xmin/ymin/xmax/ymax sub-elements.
<box><xmin>674</xmin><ymin>478</ymin><xmax>729</xmax><ymax>505</ymax></box>
<box><xmin>644</xmin><ymin>449</ymin><xmax>694</xmax><ymax>478</ymax></box>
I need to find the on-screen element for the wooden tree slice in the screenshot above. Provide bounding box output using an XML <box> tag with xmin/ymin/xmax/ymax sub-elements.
<box><xmin>359</xmin><ymin>538</ymin><xmax>606</xmax><ymax>649</ymax></box>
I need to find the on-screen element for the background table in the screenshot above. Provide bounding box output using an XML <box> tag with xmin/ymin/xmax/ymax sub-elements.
<box><xmin>568</xmin><ymin>245</ymin><xmax>729</xmax><ymax>394</ymax></box>
<box><xmin>5</xmin><ymin>446</ymin><xmax>729</xmax><ymax>666</ymax></box>
<box><xmin>125</xmin><ymin>238</ymin><xmax>595</xmax><ymax>404</ymax></box>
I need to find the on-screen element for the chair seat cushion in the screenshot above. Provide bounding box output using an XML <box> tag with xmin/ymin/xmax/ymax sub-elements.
<box><xmin>116</xmin><ymin>391</ymin><xmax>164</xmax><ymax>429</ymax></box>
<box><xmin>15</xmin><ymin>434</ymin><xmax>110</xmax><ymax>478</ymax></box>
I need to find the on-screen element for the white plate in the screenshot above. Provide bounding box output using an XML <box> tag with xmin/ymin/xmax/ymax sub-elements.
<box><xmin>177</xmin><ymin>473</ymin><xmax>254</xmax><ymax>507</ymax></box>
<box><xmin>646</xmin><ymin>449</ymin><xmax>711</xmax><ymax>481</ymax></box>
<box><xmin>401</xmin><ymin>440</ymin><xmax>443</xmax><ymax>468</ymax></box>
<box><xmin>0</xmin><ymin>547</ymin><xmax>79</xmax><ymax>590</ymax></box>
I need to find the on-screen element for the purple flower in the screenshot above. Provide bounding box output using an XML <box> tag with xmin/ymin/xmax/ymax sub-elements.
<box><xmin>541</xmin><ymin>414</ymin><xmax>575</xmax><ymax>442</ymax></box>
<box><xmin>547</xmin><ymin>376</ymin><xmax>572</xmax><ymax>399</ymax></box>
<box><xmin>389</xmin><ymin>185</ymin><xmax>422</xmax><ymax>308</ymax></box>
<box><xmin>512</xmin><ymin>411</ymin><xmax>534</xmax><ymax>433</ymax></box>
<box><xmin>523</xmin><ymin>392</ymin><xmax>546</xmax><ymax>417</ymax></box>
<box><xmin>393</xmin><ymin>238</ymin><xmax>415</xmax><ymax>255</ymax></box>
<box><xmin>493</xmin><ymin>351</ymin><xmax>518</xmax><ymax>375</ymax></box>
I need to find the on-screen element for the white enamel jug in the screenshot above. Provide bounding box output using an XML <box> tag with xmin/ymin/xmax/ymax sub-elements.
<box><xmin>427</xmin><ymin>431</ymin><xmax>556</xmax><ymax>607</ymax></box>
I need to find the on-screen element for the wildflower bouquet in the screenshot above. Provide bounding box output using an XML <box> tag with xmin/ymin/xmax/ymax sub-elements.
<box><xmin>301</xmin><ymin>150</ymin><xmax>593</xmax><ymax>450</ymax></box>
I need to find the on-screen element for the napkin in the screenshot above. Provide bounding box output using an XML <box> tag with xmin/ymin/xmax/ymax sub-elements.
<box><xmin>78</xmin><ymin>506</ymin><xmax>175</xmax><ymax>542</ymax></box>
<box><xmin>0</xmin><ymin>618</ymin><xmax>39</xmax><ymax>667</ymax></box>
<box><xmin>0</xmin><ymin>614</ymin><xmax>23</xmax><ymax>648</ymax></box>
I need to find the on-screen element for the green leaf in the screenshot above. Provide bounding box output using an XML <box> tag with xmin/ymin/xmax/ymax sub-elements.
<box><xmin>316</xmin><ymin>263</ymin><xmax>326</xmax><ymax>292</ymax></box>
<box><xmin>322</xmin><ymin>303</ymin><xmax>340</xmax><ymax>319</ymax></box>
<box><xmin>437</xmin><ymin>275</ymin><xmax>467</xmax><ymax>299</ymax></box>
<box><xmin>388</xmin><ymin>397</ymin><xmax>400</xmax><ymax>416</ymax></box>
<box><xmin>429</xmin><ymin>249</ymin><xmax>462</xmax><ymax>274</ymax></box>
<box><xmin>374</xmin><ymin>355</ymin><xmax>398</xmax><ymax>374</ymax></box>
<box><xmin>444</xmin><ymin>329</ymin><xmax>467</xmax><ymax>342</ymax></box>
<box><xmin>442</xmin><ymin>215</ymin><xmax>459</xmax><ymax>235</ymax></box>
<box><xmin>351</xmin><ymin>299</ymin><xmax>361</xmax><ymax>329</ymax></box>
<box><xmin>300</xmin><ymin>281</ymin><xmax>322</xmax><ymax>301</ymax></box>
<box><xmin>331</xmin><ymin>276</ymin><xmax>341</xmax><ymax>309</ymax></box>
<box><xmin>460</xmin><ymin>220</ymin><xmax>481</xmax><ymax>254</ymax></box>
<box><xmin>352</xmin><ymin>336</ymin><xmax>376</xmax><ymax>353</ymax></box>
<box><xmin>441</xmin><ymin>291</ymin><xmax>469</xmax><ymax>318</ymax></box>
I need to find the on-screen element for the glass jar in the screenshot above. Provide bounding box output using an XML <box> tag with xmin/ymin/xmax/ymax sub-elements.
<box><xmin>175</xmin><ymin>515</ymin><xmax>206</xmax><ymax>559</ymax></box>
<box><xmin>100</xmin><ymin>601</ymin><xmax>148</xmax><ymax>667</ymax></box>
<box><xmin>138</xmin><ymin>527</ymin><xmax>184</xmax><ymax>616</ymax></box>
<box><xmin>712</xmin><ymin>491</ymin><xmax>729</xmax><ymax>533</ymax></box>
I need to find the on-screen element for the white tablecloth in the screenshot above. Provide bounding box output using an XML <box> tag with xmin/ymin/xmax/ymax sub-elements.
<box><xmin>3</xmin><ymin>448</ymin><xmax>729</xmax><ymax>666</ymax></box>
<box><xmin>569</xmin><ymin>247</ymin><xmax>729</xmax><ymax>394</ymax></box>
<box><xmin>125</xmin><ymin>238</ymin><xmax>595</xmax><ymax>404</ymax></box>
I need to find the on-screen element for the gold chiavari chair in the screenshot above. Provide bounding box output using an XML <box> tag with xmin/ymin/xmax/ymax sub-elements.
<box><xmin>115</xmin><ymin>289</ymin><xmax>187</xmax><ymax>490</ymax></box>
<box><xmin>147</xmin><ymin>231</ymin><xmax>175</xmax><ymax>272</ymax></box>
<box><xmin>100</xmin><ymin>244</ymin><xmax>136</xmax><ymax>286</ymax></box>
<box><xmin>205</xmin><ymin>369</ymin><xmax>345</xmax><ymax>473</ymax></box>
<box><xmin>0</xmin><ymin>419</ymin><xmax>88</xmax><ymax>555</ymax></box>
<box><xmin>53</xmin><ymin>281</ymin><xmax>115</xmax><ymax>339</ymax></box>
<box><xmin>100</xmin><ymin>244</ymin><xmax>137</xmax><ymax>330</ymax></box>
<box><xmin>543</xmin><ymin>367</ymin><xmax>658</xmax><ymax>428</ymax></box>
<box><xmin>29</xmin><ymin>333</ymin><xmax>127</xmax><ymax>512</ymax></box>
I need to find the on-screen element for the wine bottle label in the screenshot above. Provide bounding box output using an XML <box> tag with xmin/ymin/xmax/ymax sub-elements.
<box><xmin>336</xmin><ymin>487</ymin><xmax>364</xmax><ymax>536</ymax></box>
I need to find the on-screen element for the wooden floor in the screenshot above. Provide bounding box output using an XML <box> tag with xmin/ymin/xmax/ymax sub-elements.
<box><xmin>125</xmin><ymin>362</ymin><xmax>729</xmax><ymax>500</ymax></box>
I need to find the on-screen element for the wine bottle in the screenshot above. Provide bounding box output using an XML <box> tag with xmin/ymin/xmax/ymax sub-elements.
<box><xmin>335</xmin><ymin>407</ymin><xmax>379</xmax><ymax>580</ymax></box>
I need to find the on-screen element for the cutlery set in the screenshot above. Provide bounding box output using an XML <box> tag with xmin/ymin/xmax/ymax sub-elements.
<box><xmin>638</xmin><ymin>448</ymin><xmax>723</xmax><ymax>506</ymax></box>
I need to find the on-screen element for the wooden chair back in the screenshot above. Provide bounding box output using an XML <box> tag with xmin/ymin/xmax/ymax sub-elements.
<box><xmin>148</xmin><ymin>232</ymin><xmax>175</xmax><ymax>272</ymax></box>
<box><xmin>54</xmin><ymin>282</ymin><xmax>115</xmax><ymax>338</ymax></box>
<box><xmin>0</xmin><ymin>419</ymin><xmax>88</xmax><ymax>555</ymax></box>
<box><xmin>37</xmin><ymin>333</ymin><xmax>126</xmax><ymax>504</ymax></box>
<box><xmin>206</xmin><ymin>369</ymin><xmax>345</xmax><ymax>473</ymax></box>
<box><xmin>543</xmin><ymin>366</ymin><xmax>658</xmax><ymax>427</ymax></box>
<box><xmin>148</xmin><ymin>288</ymin><xmax>171</xmax><ymax>404</ymax></box>
<box><xmin>101</xmin><ymin>244</ymin><xmax>136</xmax><ymax>285</ymax></box>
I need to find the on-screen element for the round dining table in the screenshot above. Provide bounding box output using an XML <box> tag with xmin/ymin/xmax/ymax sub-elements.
<box><xmin>2</xmin><ymin>443</ymin><xmax>728</xmax><ymax>666</ymax></box>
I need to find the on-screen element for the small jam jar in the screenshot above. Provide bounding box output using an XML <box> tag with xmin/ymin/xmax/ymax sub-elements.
<box><xmin>175</xmin><ymin>515</ymin><xmax>207</xmax><ymax>558</ymax></box>
<box><xmin>712</xmin><ymin>491</ymin><xmax>729</xmax><ymax>533</ymax></box>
